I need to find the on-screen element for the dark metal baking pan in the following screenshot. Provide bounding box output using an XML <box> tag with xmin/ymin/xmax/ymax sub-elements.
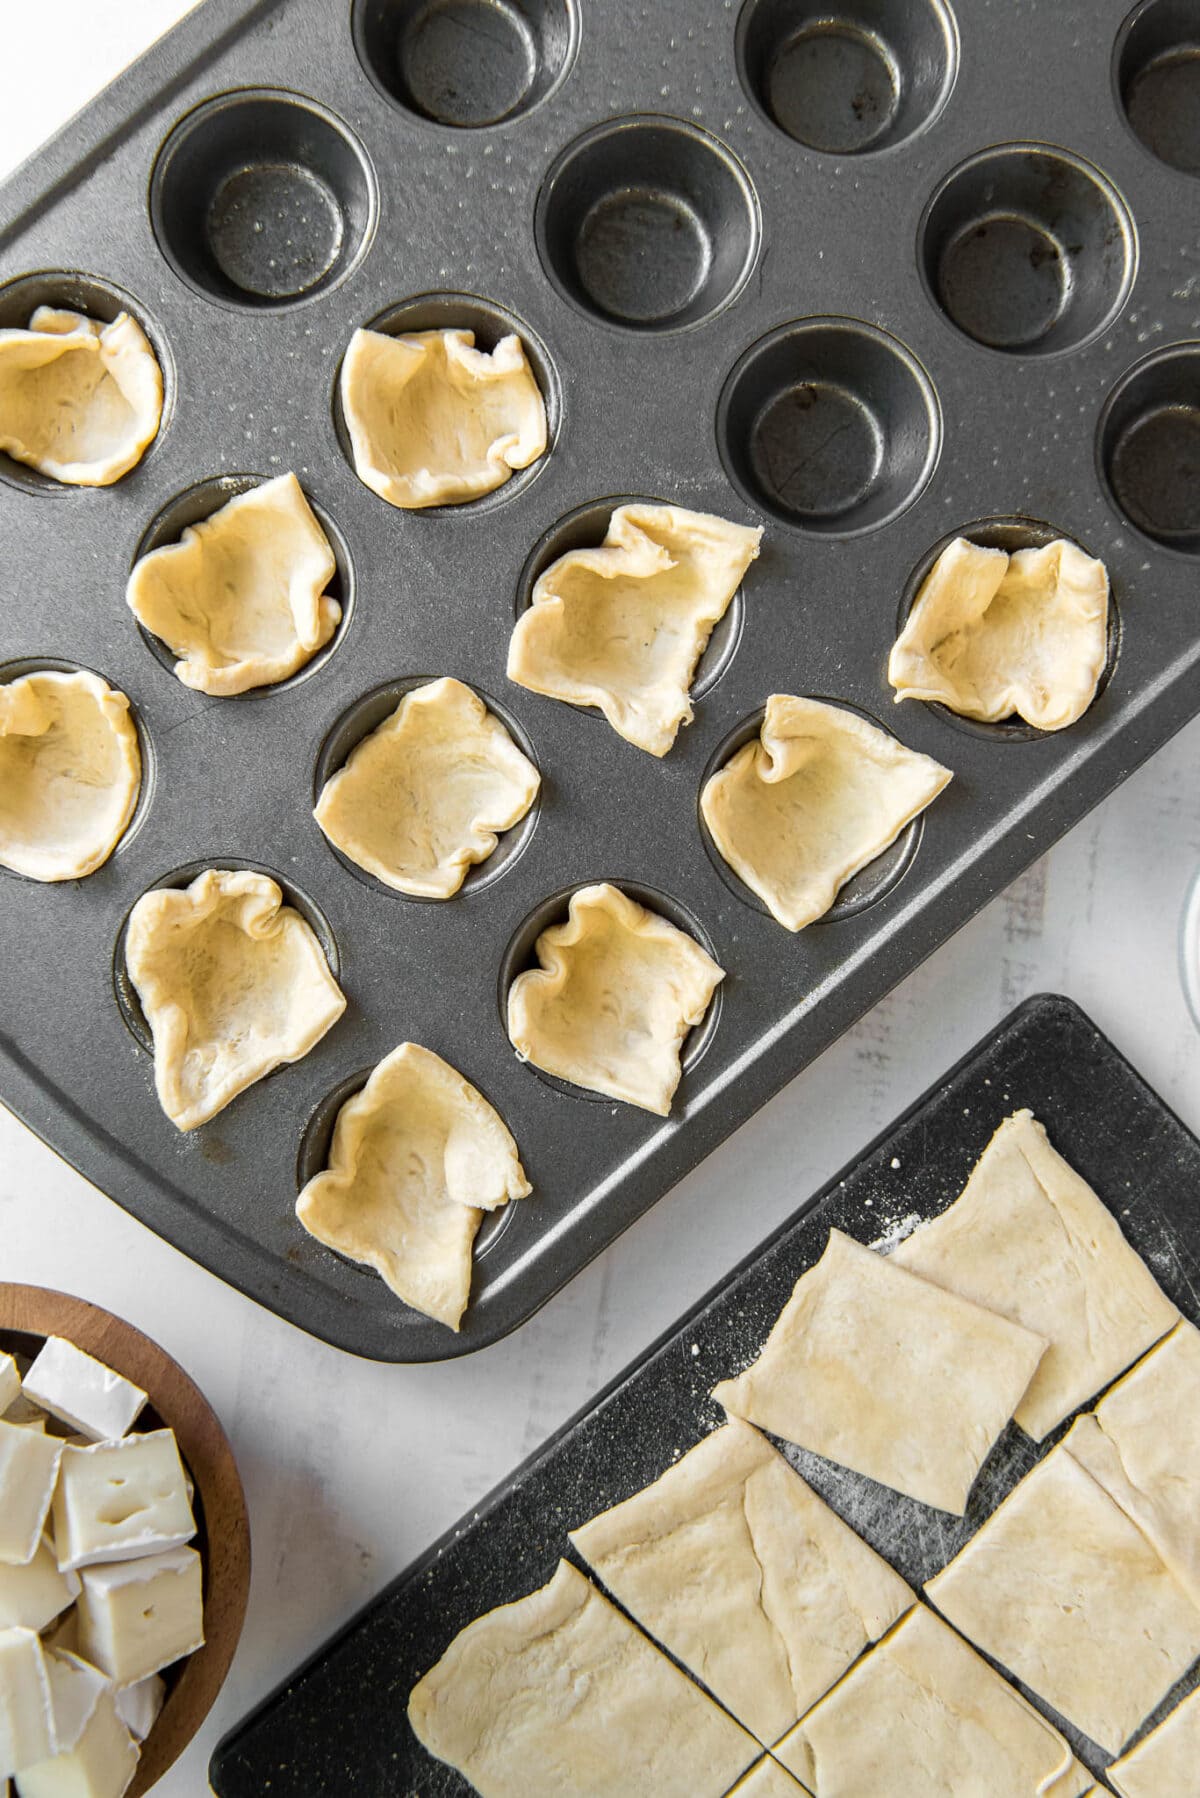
<box><xmin>1</xmin><ymin>0</ymin><xmax>1198</xmax><ymax>1361</ymax></box>
<box><xmin>209</xmin><ymin>993</ymin><xmax>1200</xmax><ymax>1791</ymax></box>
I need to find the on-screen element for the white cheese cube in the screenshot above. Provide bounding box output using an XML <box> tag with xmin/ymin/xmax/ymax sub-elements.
<box><xmin>43</xmin><ymin>1654</ymin><xmax>108</xmax><ymax>1756</ymax></box>
<box><xmin>20</xmin><ymin>1346</ymin><xmax>145</xmax><ymax>1448</ymax></box>
<box><xmin>0</xmin><ymin>1628</ymin><xmax>55</xmax><ymax>1777</ymax></box>
<box><xmin>0</xmin><ymin>1360</ymin><xmax>19</xmax><ymax>1417</ymax></box>
<box><xmin>0</xmin><ymin>1427</ymin><xmax>63</xmax><ymax>1566</ymax></box>
<box><xmin>112</xmin><ymin>1675</ymin><xmax>162</xmax><ymax>1744</ymax></box>
<box><xmin>77</xmin><ymin>1547</ymin><xmax>203</xmax><ymax>1687</ymax></box>
<box><xmin>0</xmin><ymin>1540</ymin><xmax>78</xmax><ymax>1633</ymax></box>
<box><xmin>51</xmin><ymin>1433</ymin><xmax>194</xmax><ymax>1573</ymax></box>
<box><xmin>13</xmin><ymin>1688</ymin><xmax>137</xmax><ymax>1798</ymax></box>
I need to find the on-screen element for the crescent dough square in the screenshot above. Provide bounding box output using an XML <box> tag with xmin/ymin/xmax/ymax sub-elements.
<box><xmin>711</xmin><ymin>1229</ymin><xmax>1046</xmax><ymax>1515</ymax></box>
<box><xmin>569</xmin><ymin>1417</ymin><xmax>913</xmax><ymax>1746</ymax></box>
<box><xmin>408</xmin><ymin>1559</ymin><xmax>758</xmax><ymax>1798</ymax></box>
<box><xmin>126</xmin><ymin>472</ymin><xmax>340</xmax><ymax>696</ymax></box>
<box><xmin>700</xmin><ymin>695</ymin><xmax>952</xmax><ymax>930</ymax></box>
<box><xmin>125</xmin><ymin>868</ymin><xmax>346</xmax><ymax>1132</ymax></box>
<box><xmin>892</xmin><ymin>1110</ymin><xmax>1177</xmax><ymax>1440</ymax></box>
<box><xmin>926</xmin><ymin>1443</ymin><xmax>1200</xmax><ymax>1754</ymax></box>
<box><xmin>295</xmin><ymin>1041</ymin><xmax>530</xmax><ymax>1331</ymax></box>
<box><xmin>340</xmin><ymin>326</ymin><xmax>546</xmax><ymax>509</ymax></box>
<box><xmin>730</xmin><ymin>1761</ymin><xmax>811</xmax><ymax>1796</ymax></box>
<box><xmin>506</xmin><ymin>882</ymin><xmax>724</xmax><ymax>1115</ymax></box>
<box><xmin>314</xmin><ymin>677</ymin><xmax>540</xmax><ymax>898</ymax></box>
<box><xmin>0</xmin><ymin>306</ymin><xmax>162</xmax><ymax>486</ymax></box>
<box><xmin>1107</xmin><ymin>1685</ymin><xmax>1200</xmax><ymax>1798</ymax></box>
<box><xmin>774</xmin><ymin>1605</ymin><xmax>1092</xmax><ymax>1798</ymax></box>
<box><xmin>888</xmin><ymin>536</ymin><xmax>1109</xmax><ymax>731</ymax></box>
<box><xmin>0</xmin><ymin>670</ymin><xmax>140</xmax><ymax>881</ymax></box>
<box><xmin>507</xmin><ymin>503</ymin><xmax>763</xmax><ymax>757</ymax></box>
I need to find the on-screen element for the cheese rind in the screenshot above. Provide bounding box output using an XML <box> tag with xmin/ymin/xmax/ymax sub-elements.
<box><xmin>13</xmin><ymin>1686</ymin><xmax>138</xmax><ymax>1798</ymax></box>
<box><xmin>0</xmin><ymin>1628</ymin><xmax>55</xmax><ymax>1778</ymax></box>
<box><xmin>0</xmin><ymin>1427</ymin><xmax>64</xmax><ymax>1566</ymax></box>
<box><xmin>20</xmin><ymin>1344</ymin><xmax>145</xmax><ymax>1446</ymax></box>
<box><xmin>112</xmin><ymin>1675</ymin><xmax>163</xmax><ymax>1743</ymax></box>
<box><xmin>52</xmin><ymin>1431</ymin><xmax>195</xmax><ymax>1572</ymax></box>
<box><xmin>0</xmin><ymin>1540</ymin><xmax>79</xmax><ymax>1633</ymax></box>
<box><xmin>77</xmin><ymin>1546</ymin><xmax>204</xmax><ymax>1687</ymax></box>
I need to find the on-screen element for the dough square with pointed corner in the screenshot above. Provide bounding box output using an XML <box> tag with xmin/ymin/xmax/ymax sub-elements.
<box><xmin>314</xmin><ymin>677</ymin><xmax>539</xmax><ymax>898</ymax></box>
<box><xmin>296</xmin><ymin>1042</ymin><xmax>530</xmax><ymax>1331</ymax></box>
<box><xmin>408</xmin><ymin>1559</ymin><xmax>759</xmax><ymax>1798</ymax></box>
<box><xmin>774</xmin><ymin>1605</ymin><xmax>1091</xmax><ymax>1798</ymax></box>
<box><xmin>0</xmin><ymin>306</ymin><xmax>162</xmax><ymax>486</ymax></box>
<box><xmin>700</xmin><ymin>695</ymin><xmax>952</xmax><ymax>930</ymax></box>
<box><xmin>506</xmin><ymin>882</ymin><xmax>724</xmax><ymax>1115</ymax></box>
<box><xmin>126</xmin><ymin>472</ymin><xmax>340</xmax><ymax>696</ymax></box>
<box><xmin>729</xmin><ymin>1760</ymin><xmax>811</xmax><ymax>1796</ymax></box>
<box><xmin>1106</xmin><ymin>1684</ymin><xmax>1200</xmax><ymax>1798</ymax></box>
<box><xmin>892</xmin><ymin>1109</ymin><xmax>1177</xmax><ymax>1439</ymax></box>
<box><xmin>888</xmin><ymin>536</ymin><xmax>1109</xmax><ymax>731</ymax></box>
<box><xmin>926</xmin><ymin>1442</ymin><xmax>1200</xmax><ymax>1753</ymax></box>
<box><xmin>125</xmin><ymin>867</ymin><xmax>345</xmax><ymax>1132</ymax></box>
<box><xmin>340</xmin><ymin>326</ymin><xmax>546</xmax><ymax>509</ymax></box>
<box><xmin>570</xmin><ymin>1417</ymin><xmax>912</xmax><ymax>1745</ymax></box>
<box><xmin>0</xmin><ymin>671</ymin><xmax>141</xmax><ymax>884</ymax></box>
<box><xmin>508</xmin><ymin>503</ymin><xmax>762</xmax><ymax>757</ymax></box>
<box><xmin>712</xmin><ymin>1229</ymin><xmax>1046</xmax><ymax>1514</ymax></box>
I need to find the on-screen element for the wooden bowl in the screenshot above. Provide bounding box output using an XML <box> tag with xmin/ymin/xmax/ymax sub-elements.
<box><xmin>0</xmin><ymin>1283</ymin><xmax>250</xmax><ymax>1794</ymax></box>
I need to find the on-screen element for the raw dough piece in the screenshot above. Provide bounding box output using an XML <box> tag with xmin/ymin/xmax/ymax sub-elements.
<box><xmin>296</xmin><ymin>1042</ymin><xmax>530</xmax><ymax>1331</ymax></box>
<box><xmin>774</xmin><ymin>1605</ymin><xmax>1091</xmax><ymax>1798</ymax></box>
<box><xmin>926</xmin><ymin>1442</ymin><xmax>1200</xmax><ymax>1753</ymax></box>
<box><xmin>508</xmin><ymin>504</ymin><xmax>762</xmax><ymax>757</ymax></box>
<box><xmin>888</xmin><ymin>536</ymin><xmax>1109</xmax><ymax>731</ymax></box>
<box><xmin>892</xmin><ymin>1110</ymin><xmax>1177</xmax><ymax>1439</ymax></box>
<box><xmin>340</xmin><ymin>326</ymin><xmax>546</xmax><ymax>509</ymax></box>
<box><xmin>729</xmin><ymin>1761</ymin><xmax>810</xmax><ymax>1796</ymax></box>
<box><xmin>506</xmin><ymin>882</ymin><xmax>724</xmax><ymax>1115</ymax></box>
<box><xmin>125</xmin><ymin>868</ymin><xmax>345</xmax><ymax>1132</ymax></box>
<box><xmin>126</xmin><ymin>472</ymin><xmax>340</xmax><ymax>696</ymax></box>
<box><xmin>1107</xmin><ymin>1685</ymin><xmax>1200</xmax><ymax>1798</ymax></box>
<box><xmin>408</xmin><ymin>1558</ymin><xmax>758</xmax><ymax>1798</ymax></box>
<box><xmin>700</xmin><ymin>696</ymin><xmax>951</xmax><ymax>930</ymax></box>
<box><xmin>0</xmin><ymin>306</ymin><xmax>162</xmax><ymax>485</ymax></box>
<box><xmin>314</xmin><ymin>677</ymin><xmax>539</xmax><ymax>898</ymax></box>
<box><xmin>0</xmin><ymin>671</ymin><xmax>140</xmax><ymax>882</ymax></box>
<box><xmin>570</xmin><ymin>1417</ymin><xmax>912</xmax><ymax>1745</ymax></box>
<box><xmin>711</xmin><ymin>1229</ymin><xmax>1046</xmax><ymax>1514</ymax></box>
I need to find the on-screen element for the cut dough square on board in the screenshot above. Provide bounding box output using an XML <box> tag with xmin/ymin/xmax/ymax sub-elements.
<box><xmin>1106</xmin><ymin>1684</ymin><xmax>1200</xmax><ymax>1798</ymax></box>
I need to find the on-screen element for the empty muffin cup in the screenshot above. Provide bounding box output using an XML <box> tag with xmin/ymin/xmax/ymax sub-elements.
<box><xmin>353</xmin><ymin>0</ymin><xmax>577</xmax><ymax>126</ymax></box>
<box><xmin>1098</xmin><ymin>343</ymin><xmax>1200</xmax><ymax>554</ymax></box>
<box><xmin>736</xmin><ymin>0</ymin><xmax>958</xmax><ymax>155</ymax></box>
<box><xmin>717</xmin><ymin>317</ymin><xmax>940</xmax><ymax>534</ymax></box>
<box><xmin>1115</xmin><ymin>0</ymin><xmax>1200</xmax><ymax>176</ymax></box>
<box><xmin>919</xmin><ymin>143</ymin><xmax>1136</xmax><ymax>356</ymax></box>
<box><xmin>151</xmin><ymin>90</ymin><xmax>376</xmax><ymax>308</ymax></box>
<box><xmin>536</xmin><ymin>116</ymin><xmax>760</xmax><ymax>332</ymax></box>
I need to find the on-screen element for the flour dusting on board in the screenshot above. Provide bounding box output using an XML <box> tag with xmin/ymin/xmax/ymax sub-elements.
<box><xmin>869</xmin><ymin>1211</ymin><xmax>923</xmax><ymax>1253</ymax></box>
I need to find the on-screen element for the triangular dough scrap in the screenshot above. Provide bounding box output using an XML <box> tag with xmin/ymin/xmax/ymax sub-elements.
<box><xmin>508</xmin><ymin>503</ymin><xmax>763</xmax><ymax>757</ymax></box>
<box><xmin>1107</xmin><ymin>1685</ymin><xmax>1200</xmax><ymax>1798</ymax></box>
<box><xmin>569</xmin><ymin>1417</ymin><xmax>913</xmax><ymax>1746</ymax></box>
<box><xmin>891</xmin><ymin>1109</ymin><xmax>1178</xmax><ymax>1440</ymax></box>
<box><xmin>888</xmin><ymin>536</ymin><xmax>1109</xmax><ymax>731</ymax></box>
<box><xmin>126</xmin><ymin>472</ymin><xmax>340</xmax><ymax>696</ymax></box>
<box><xmin>314</xmin><ymin>677</ymin><xmax>540</xmax><ymax>898</ymax></box>
<box><xmin>506</xmin><ymin>882</ymin><xmax>724</xmax><ymax>1115</ymax></box>
<box><xmin>926</xmin><ymin>1442</ymin><xmax>1200</xmax><ymax>1754</ymax></box>
<box><xmin>0</xmin><ymin>305</ymin><xmax>162</xmax><ymax>486</ymax></box>
<box><xmin>0</xmin><ymin>670</ymin><xmax>140</xmax><ymax>881</ymax></box>
<box><xmin>774</xmin><ymin>1605</ymin><xmax>1092</xmax><ymax>1798</ymax></box>
<box><xmin>701</xmin><ymin>695</ymin><xmax>952</xmax><ymax>930</ymax></box>
<box><xmin>125</xmin><ymin>868</ymin><xmax>346</xmax><ymax>1132</ymax></box>
<box><xmin>341</xmin><ymin>325</ymin><xmax>547</xmax><ymax>510</ymax></box>
<box><xmin>730</xmin><ymin>1760</ymin><xmax>811</xmax><ymax>1796</ymax></box>
<box><xmin>408</xmin><ymin>1558</ymin><xmax>759</xmax><ymax>1798</ymax></box>
<box><xmin>712</xmin><ymin>1229</ymin><xmax>1046</xmax><ymax>1515</ymax></box>
<box><xmin>296</xmin><ymin>1041</ymin><xmax>530</xmax><ymax>1331</ymax></box>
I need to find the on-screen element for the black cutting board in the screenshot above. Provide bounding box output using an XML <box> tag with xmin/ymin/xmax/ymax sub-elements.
<box><xmin>212</xmin><ymin>992</ymin><xmax>1200</xmax><ymax>1791</ymax></box>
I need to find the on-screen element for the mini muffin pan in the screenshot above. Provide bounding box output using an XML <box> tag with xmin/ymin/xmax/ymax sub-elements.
<box><xmin>0</xmin><ymin>0</ymin><xmax>1197</xmax><ymax>1362</ymax></box>
<box><xmin>210</xmin><ymin>995</ymin><xmax>1200</xmax><ymax>1790</ymax></box>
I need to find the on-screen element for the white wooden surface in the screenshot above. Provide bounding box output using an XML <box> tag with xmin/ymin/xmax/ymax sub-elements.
<box><xmin>1</xmin><ymin>7</ymin><xmax>1198</xmax><ymax>1789</ymax></box>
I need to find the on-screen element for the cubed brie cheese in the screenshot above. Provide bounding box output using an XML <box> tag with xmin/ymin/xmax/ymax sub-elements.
<box><xmin>0</xmin><ymin>1628</ymin><xmax>55</xmax><ymax>1777</ymax></box>
<box><xmin>13</xmin><ymin>1688</ymin><xmax>137</xmax><ymax>1798</ymax></box>
<box><xmin>20</xmin><ymin>1346</ymin><xmax>145</xmax><ymax>1447</ymax></box>
<box><xmin>77</xmin><ymin>1547</ymin><xmax>203</xmax><ymax>1687</ymax></box>
<box><xmin>52</xmin><ymin>1432</ymin><xmax>195</xmax><ymax>1573</ymax></box>
<box><xmin>112</xmin><ymin>1675</ymin><xmax>162</xmax><ymax>1744</ymax></box>
<box><xmin>0</xmin><ymin>1360</ymin><xmax>19</xmax><ymax>1417</ymax></box>
<box><xmin>0</xmin><ymin>1427</ymin><xmax>63</xmax><ymax>1566</ymax></box>
<box><xmin>43</xmin><ymin>1653</ymin><xmax>108</xmax><ymax>1756</ymax></box>
<box><xmin>0</xmin><ymin>1540</ymin><xmax>78</xmax><ymax>1633</ymax></box>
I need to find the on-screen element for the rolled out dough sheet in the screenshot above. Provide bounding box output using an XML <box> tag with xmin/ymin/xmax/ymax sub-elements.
<box><xmin>1106</xmin><ymin>1684</ymin><xmax>1200</xmax><ymax>1798</ymax></box>
<box><xmin>728</xmin><ymin>1760</ymin><xmax>811</xmax><ymax>1796</ymax></box>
